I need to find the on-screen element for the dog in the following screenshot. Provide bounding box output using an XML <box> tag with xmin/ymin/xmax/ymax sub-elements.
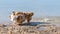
<box><xmin>9</xmin><ymin>11</ymin><xmax>34</xmax><ymax>25</ymax></box>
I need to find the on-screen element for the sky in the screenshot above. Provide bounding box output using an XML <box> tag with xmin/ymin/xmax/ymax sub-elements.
<box><xmin>0</xmin><ymin>0</ymin><xmax>60</xmax><ymax>22</ymax></box>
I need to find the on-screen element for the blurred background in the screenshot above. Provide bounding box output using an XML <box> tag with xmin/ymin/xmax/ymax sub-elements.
<box><xmin>0</xmin><ymin>0</ymin><xmax>60</xmax><ymax>23</ymax></box>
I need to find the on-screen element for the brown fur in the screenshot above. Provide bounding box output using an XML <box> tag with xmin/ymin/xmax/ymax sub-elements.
<box><xmin>24</xmin><ymin>12</ymin><xmax>34</xmax><ymax>22</ymax></box>
<box><xmin>9</xmin><ymin>11</ymin><xmax>34</xmax><ymax>25</ymax></box>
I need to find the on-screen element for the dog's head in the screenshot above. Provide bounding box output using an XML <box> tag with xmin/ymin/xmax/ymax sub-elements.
<box><xmin>9</xmin><ymin>11</ymin><xmax>25</xmax><ymax>23</ymax></box>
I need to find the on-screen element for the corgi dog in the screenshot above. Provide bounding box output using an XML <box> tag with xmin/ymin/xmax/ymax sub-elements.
<box><xmin>9</xmin><ymin>11</ymin><xmax>34</xmax><ymax>25</ymax></box>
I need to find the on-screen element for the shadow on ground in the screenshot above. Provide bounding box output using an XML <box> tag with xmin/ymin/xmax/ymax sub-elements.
<box><xmin>19</xmin><ymin>22</ymin><xmax>50</xmax><ymax>26</ymax></box>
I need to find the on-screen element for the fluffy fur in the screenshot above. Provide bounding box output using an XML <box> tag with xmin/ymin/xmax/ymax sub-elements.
<box><xmin>9</xmin><ymin>11</ymin><xmax>34</xmax><ymax>25</ymax></box>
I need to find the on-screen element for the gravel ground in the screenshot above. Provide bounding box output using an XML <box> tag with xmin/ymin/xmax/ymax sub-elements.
<box><xmin>0</xmin><ymin>22</ymin><xmax>60</xmax><ymax>34</ymax></box>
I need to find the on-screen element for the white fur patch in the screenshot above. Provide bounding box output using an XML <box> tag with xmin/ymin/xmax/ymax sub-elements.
<box><xmin>10</xmin><ymin>14</ymin><xmax>18</xmax><ymax>22</ymax></box>
<box><xmin>10</xmin><ymin>14</ymin><xmax>25</xmax><ymax>22</ymax></box>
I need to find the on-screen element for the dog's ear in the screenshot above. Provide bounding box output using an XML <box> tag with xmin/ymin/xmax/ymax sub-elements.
<box><xmin>12</xmin><ymin>11</ymin><xmax>15</xmax><ymax>13</ymax></box>
<box><xmin>12</xmin><ymin>11</ymin><xmax>15</xmax><ymax>15</ymax></box>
